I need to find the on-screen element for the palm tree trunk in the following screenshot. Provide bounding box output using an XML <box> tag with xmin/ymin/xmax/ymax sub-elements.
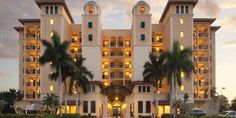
<box><xmin>155</xmin><ymin>84</ymin><xmax>159</xmax><ymax>118</ymax></box>
<box><xmin>76</xmin><ymin>86</ymin><xmax>79</xmax><ymax>114</ymax></box>
<box><xmin>59</xmin><ymin>66</ymin><xmax>63</xmax><ymax>116</ymax></box>
<box><xmin>64</xmin><ymin>84</ymin><xmax>68</xmax><ymax>114</ymax></box>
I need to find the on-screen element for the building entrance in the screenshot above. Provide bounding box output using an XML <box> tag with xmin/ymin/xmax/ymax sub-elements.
<box><xmin>100</xmin><ymin>85</ymin><xmax>132</xmax><ymax>118</ymax></box>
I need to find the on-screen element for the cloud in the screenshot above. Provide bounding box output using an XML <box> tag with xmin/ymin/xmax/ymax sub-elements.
<box><xmin>0</xmin><ymin>70</ymin><xmax>8</xmax><ymax>77</ymax></box>
<box><xmin>223</xmin><ymin>39</ymin><xmax>236</xmax><ymax>48</ymax></box>
<box><xmin>195</xmin><ymin>0</ymin><xmax>222</xmax><ymax>17</ymax></box>
<box><xmin>218</xmin><ymin>16</ymin><xmax>236</xmax><ymax>31</ymax></box>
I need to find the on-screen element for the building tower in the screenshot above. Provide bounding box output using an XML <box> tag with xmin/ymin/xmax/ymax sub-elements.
<box><xmin>35</xmin><ymin>0</ymin><xmax>74</xmax><ymax>98</ymax></box>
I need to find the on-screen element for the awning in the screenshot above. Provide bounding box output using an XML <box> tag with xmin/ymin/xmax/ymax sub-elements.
<box><xmin>101</xmin><ymin>85</ymin><xmax>132</xmax><ymax>102</ymax></box>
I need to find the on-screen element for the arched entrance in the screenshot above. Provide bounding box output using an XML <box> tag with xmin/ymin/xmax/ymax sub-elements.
<box><xmin>101</xmin><ymin>85</ymin><xmax>132</xmax><ymax>118</ymax></box>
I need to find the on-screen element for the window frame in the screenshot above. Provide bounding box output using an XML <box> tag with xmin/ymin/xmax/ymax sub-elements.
<box><xmin>140</xmin><ymin>21</ymin><xmax>145</xmax><ymax>28</ymax></box>
<box><xmin>138</xmin><ymin>101</ymin><xmax>143</xmax><ymax>113</ymax></box>
<box><xmin>146</xmin><ymin>101</ymin><xmax>151</xmax><ymax>113</ymax></box>
<box><xmin>83</xmin><ymin>101</ymin><xmax>88</xmax><ymax>113</ymax></box>
<box><xmin>141</xmin><ymin>34</ymin><xmax>145</xmax><ymax>41</ymax></box>
<box><xmin>88</xmin><ymin>22</ymin><xmax>93</xmax><ymax>28</ymax></box>
<box><xmin>91</xmin><ymin>101</ymin><xmax>96</xmax><ymax>113</ymax></box>
<box><xmin>88</xmin><ymin>34</ymin><xmax>93</xmax><ymax>41</ymax></box>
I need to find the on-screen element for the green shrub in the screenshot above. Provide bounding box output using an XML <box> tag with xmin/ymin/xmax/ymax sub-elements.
<box><xmin>138</xmin><ymin>115</ymin><xmax>152</xmax><ymax>118</ymax></box>
<box><xmin>200</xmin><ymin>116</ymin><xmax>233</xmax><ymax>118</ymax></box>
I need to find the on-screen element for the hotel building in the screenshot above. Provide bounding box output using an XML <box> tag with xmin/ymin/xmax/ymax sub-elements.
<box><xmin>14</xmin><ymin>0</ymin><xmax>220</xmax><ymax>117</ymax></box>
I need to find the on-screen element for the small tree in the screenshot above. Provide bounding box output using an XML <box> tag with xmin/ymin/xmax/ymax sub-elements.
<box><xmin>230</xmin><ymin>98</ymin><xmax>236</xmax><ymax>111</ymax></box>
<box><xmin>218</xmin><ymin>95</ymin><xmax>230</xmax><ymax>112</ymax></box>
<box><xmin>0</xmin><ymin>100</ymin><xmax>7</xmax><ymax>114</ymax></box>
<box><xmin>41</xmin><ymin>94</ymin><xmax>59</xmax><ymax>114</ymax></box>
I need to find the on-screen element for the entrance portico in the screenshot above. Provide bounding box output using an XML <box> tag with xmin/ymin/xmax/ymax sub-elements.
<box><xmin>101</xmin><ymin>85</ymin><xmax>132</xmax><ymax>118</ymax></box>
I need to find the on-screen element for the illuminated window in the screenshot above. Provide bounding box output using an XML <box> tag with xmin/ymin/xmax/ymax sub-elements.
<box><xmin>180</xmin><ymin>18</ymin><xmax>184</xmax><ymax>24</ymax></box>
<box><xmin>140</xmin><ymin>6</ymin><xmax>145</xmax><ymax>14</ymax></box>
<box><xmin>50</xmin><ymin>85</ymin><xmax>54</xmax><ymax>92</ymax></box>
<box><xmin>88</xmin><ymin>7</ymin><xmax>94</xmax><ymax>14</ymax></box>
<box><xmin>180</xmin><ymin>31</ymin><xmax>184</xmax><ymax>38</ymax></box>
<box><xmin>50</xmin><ymin>32</ymin><xmax>54</xmax><ymax>38</ymax></box>
<box><xmin>180</xmin><ymin>85</ymin><xmax>184</xmax><ymax>91</ymax></box>
<box><xmin>181</xmin><ymin>71</ymin><xmax>185</xmax><ymax>78</ymax></box>
<box><xmin>180</xmin><ymin>45</ymin><xmax>184</xmax><ymax>50</ymax></box>
<box><xmin>50</xmin><ymin>19</ymin><xmax>54</xmax><ymax>24</ymax></box>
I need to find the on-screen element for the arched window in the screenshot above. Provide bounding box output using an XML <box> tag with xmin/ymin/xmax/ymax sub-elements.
<box><xmin>140</xmin><ymin>6</ymin><xmax>145</xmax><ymax>14</ymax></box>
<box><xmin>88</xmin><ymin>7</ymin><xmax>94</xmax><ymax>14</ymax></box>
<box><xmin>110</xmin><ymin>36</ymin><xmax>116</xmax><ymax>47</ymax></box>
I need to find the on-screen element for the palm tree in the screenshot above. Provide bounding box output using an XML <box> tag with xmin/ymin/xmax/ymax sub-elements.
<box><xmin>39</xmin><ymin>32</ymin><xmax>73</xmax><ymax>115</ymax></box>
<box><xmin>143</xmin><ymin>52</ymin><xmax>165</xmax><ymax>118</ymax></box>
<box><xmin>41</xmin><ymin>93</ymin><xmax>59</xmax><ymax>114</ymax></box>
<box><xmin>68</xmin><ymin>56</ymin><xmax>93</xmax><ymax>114</ymax></box>
<box><xmin>161</xmin><ymin>41</ymin><xmax>194</xmax><ymax>116</ymax></box>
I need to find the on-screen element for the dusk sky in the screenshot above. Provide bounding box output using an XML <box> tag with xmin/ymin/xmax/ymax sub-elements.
<box><xmin>0</xmin><ymin>0</ymin><xmax>236</xmax><ymax>101</ymax></box>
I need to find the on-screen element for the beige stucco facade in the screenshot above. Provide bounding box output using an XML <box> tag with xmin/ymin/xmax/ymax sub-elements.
<box><xmin>14</xmin><ymin>0</ymin><xmax>220</xmax><ymax>117</ymax></box>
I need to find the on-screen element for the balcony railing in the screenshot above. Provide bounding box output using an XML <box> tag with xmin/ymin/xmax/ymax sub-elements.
<box><xmin>110</xmin><ymin>74</ymin><xmax>124</xmax><ymax>79</ymax></box>
<box><xmin>194</xmin><ymin>70</ymin><xmax>209</xmax><ymax>74</ymax></box>
<box><xmin>198</xmin><ymin>45</ymin><xmax>208</xmax><ymax>50</ymax></box>
<box><xmin>25</xmin><ymin>69</ymin><xmax>40</xmax><ymax>74</ymax></box>
<box><xmin>110</xmin><ymin>52</ymin><xmax>124</xmax><ymax>57</ymax></box>
<box><xmin>110</xmin><ymin>63</ymin><xmax>124</xmax><ymax>69</ymax></box>
<box><xmin>198</xmin><ymin>33</ymin><xmax>209</xmax><ymax>38</ymax></box>
<box><xmin>25</xmin><ymin>82</ymin><xmax>40</xmax><ymax>87</ymax></box>
<box><xmin>26</xmin><ymin>33</ymin><xmax>37</xmax><ymax>38</ymax></box>
<box><xmin>199</xmin><ymin>57</ymin><xmax>208</xmax><ymax>62</ymax></box>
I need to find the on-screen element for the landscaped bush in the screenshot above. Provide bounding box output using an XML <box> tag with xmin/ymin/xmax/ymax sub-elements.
<box><xmin>200</xmin><ymin>116</ymin><xmax>233</xmax><ymax>118</ymax></box>
<box><xmin>161</xmin><ymin>114</ymin><xmax>196</xmax><ymax>118</ymax></box>
<box><xmin>138</xmin><ymin>115</ymin><xmax>152</xmax><ymax>118</ymax></box>
<box><xmin>0</xmin><ymin>114</ymin><xmax>55</xmax><ymax>118</ymax></box>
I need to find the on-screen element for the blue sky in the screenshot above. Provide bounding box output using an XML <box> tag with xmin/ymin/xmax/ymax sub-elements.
<box><xmin>0</xmin><ymin>0</ymin><xmax>236</xmax><ymax>101</ymax></box>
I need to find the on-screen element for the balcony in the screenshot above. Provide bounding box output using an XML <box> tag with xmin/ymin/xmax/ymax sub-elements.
<box><xmin>152</xmin><ymin>37</ymin><xmax>163</xmax><ymax>44</ymax></box>
<box><xmin>110</xmin><ymin>62</ymin><xmax>124</xmax><ymax>69</ymax></box>
<box><xmin>194</xmin><ymin>69</ymin><xmax>209</xmax><ymax>74</ymax></box>
<box><xmin>198</xmin><ymin>45</ymin><xmax>208</xmax><ymax>50</ymax></box>
<box><xmin>26</xmin><ymin>33</ymin><xmax>37</xmax><ymax>38</ymax></box>
<box><xmin>198</xmin><ymin>33</ymin><xmax>209</xmax><ymax>38</ymax></box>
<box><xmin>110</xmin><ymin>73</ymin><xmax>124</xmax><ymax>79</ymax></box>
<box><xmin>110</xmin><ymin>52</ymin><xmax>124</xmax><ymax>58</ymax></box>
<box><xmin>25</xmin><ymin>56</ymin><xmax>39</xmax><ymax>63</ymax></box>
<box><xmin>25</xmin><ymin>69</ymin><xmax>40</xmax><ymax>75</ymax></box>
<box><xmin>25</xmin><ymin>94</ymin><xmax>40</xmax><ymax>99</ymax></box>
<box><xmin>25</xmin><ymin>45</ymin><xmax>36</xmax><ymax>51</ymax></box>
<box><xmin>25</xmin><ymin>81</ymin><xmax>40</xmax><ymax>87</ymax></box>
<box><xmin>198</xmin><ymin>57</ymin><xmax>208</xmax><ymax>62</ymax></box>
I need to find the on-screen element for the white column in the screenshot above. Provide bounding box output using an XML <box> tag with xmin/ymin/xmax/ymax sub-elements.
<box><xmin>102</xmin><ymin>96</ymin><xmax>107</xmax><ymax>118</ymax></box>
<box><xmin>126</xmin><ymin>96</ymin><xmax>130</xmax><ymax>118</ymax></box>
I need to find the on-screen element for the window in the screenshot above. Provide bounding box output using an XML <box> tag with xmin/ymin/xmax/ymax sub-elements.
<box><xmin>140</xmin><ymin>6</ymin><xmax>145</xmax><ymax>14</ymax></box>
<box><xmin>185</xmin><ymin>6</ymin><xmax>189</xmax><ymax>14</ymax></box>
<box><xmin>141</xmin><ymin>21</ymin><xmax>145</xmax><ymax>28</ymax></box>
<box><xmin>180</xmin><ymin>45</ymin><xmax>184</xmax><ymax>50</ymax></box>
<box><xmin>141</xmin><ymin>34</ymin><xmax>145</xmax><ymax>41</ymax></box>
<box><xmin>180</xmin><ymin>18</ymin><xmax>184</xmax><ymax>24</ymax></box>
<box><xmin>176</xmin><ymin>6</ymin><xmax>179</xmax><ymax>14</ymax></box>
<box><xmin>50</xmin><ymin>19</ymin><xmax>54</xmax><ymax>24</ymax></box>
<box><xmin>55</xmin><ymin>6</ymin><xmax>58</xmax><ymax>14</ymax></box>
<box><xmin>138</xmin><ymin>101</ymin><xmax>143</xmax><ymax>113</ymax></box>
<box><xmin>83</xmin><ymin>101</ymin><xmax>88</xmax><ymax>113</ymax></box>
<box><xmin>50</xmin><ymin>85</ymin><xmax>54</xmax><ymax>92</ymax></box>
<box><xmin>88</xmin><ymin>22</ymin><xmax>93</xmax><ymax>28</ymax></box>
<box><xmin>138</xmin><ymin>86</ymin><xmax>142</xmax><ymax>92</ymax></box>
<box><xmin>181</xmin><ymin>6</ymin><xmax>184</xmax><ymax>14</ymax></box>
<box><xmin>180</xmin><ymin>31</ymin><xmax>184</xmax><ymax>38</ymax></box>
<box><xmin>50</xmin><ymin>32</ymin><xmax>54</xmax><ymax>38</ymax></box>
<box><xmin>147</xmin><ymin>86</ymin><xmax>150</xmax><ymax>92</ymax></box>
<box><xmin>46</xmin><ymin>6</ymin><xmax>49</xmax><ymax>14</ymax></box>
<box><xmin>181</xmin><ymin>71</ymin><xmax>185</xmax><ymax>78</ymax></box>
<box><xmin>88</xmin><ymin>34</ymin><xmax>93</xmax><ymax>41</ymax></box>
<box><xmin>92</xmin><ymin>86</ymin><xmax>96</xmax><ymax>92</ymax></box>
<box><xmin>50</xmin><ymin>6</ymin><xmax>54</xmax><ymax>14</ymax></box>
<box><xmin>91</xmin><ymin>101</ymin><xmax>96</xmax><ymax>113</ymax></box>
<box><xmin>146</xmin><ymin>101</ymin><xmax>151</xmax><ymax>113</ymax></box>
<box><xmin>143</xmin><ymin>86</ymin><xmax>146</xmax><ymax>92</ymax></box>
<box><xmin>180</xmin><ymin>85</ymin><xmax>184</xmax><ymax>91</ymax></box>
<box><xmin>89</xmin><ymin>7</ymin><xmax>94</xmax><ymax>14</ymax></box>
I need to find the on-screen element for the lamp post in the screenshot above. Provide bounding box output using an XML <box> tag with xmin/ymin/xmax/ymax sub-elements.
<box><xmin>221</xmin><ymin>87</ymin><xmax>226</xmax><ymax>95</ymax></box>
